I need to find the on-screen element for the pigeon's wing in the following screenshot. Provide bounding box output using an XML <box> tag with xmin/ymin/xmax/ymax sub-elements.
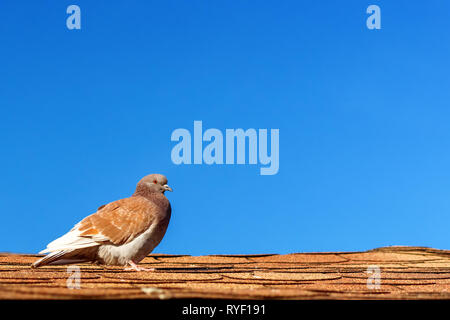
<box><xmin>77</xmin><ymin>197</ymin><xmax>157</xmax><ymax>245</ymax></box>
<box><xmin>39</xmin><ymin>197</ymin><xmax>157</xmax><ymax>254</ymax></box>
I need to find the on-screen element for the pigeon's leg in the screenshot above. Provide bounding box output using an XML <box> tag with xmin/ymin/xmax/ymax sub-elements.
<box><xmin>124</xmin><ymin>260</ymin><xmax>155</xmax><ymax>272</ymax></box>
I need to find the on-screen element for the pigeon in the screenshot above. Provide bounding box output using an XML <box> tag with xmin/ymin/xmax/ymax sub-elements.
<box><xmin>32</xmin><ymin>174</ymin><xmax>173</xmax><ymax>271</ymax></box>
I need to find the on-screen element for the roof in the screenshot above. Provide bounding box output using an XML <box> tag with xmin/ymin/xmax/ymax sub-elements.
<box><xmin>0</xmin><ymin>246</ymin><xmax>449</xmax><ymax>299</ymax></box>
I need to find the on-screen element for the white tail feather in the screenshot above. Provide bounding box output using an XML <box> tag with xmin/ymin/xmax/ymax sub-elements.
<box><xmin>39</xmin><ymin>223</ymin><xmax>106</xmax><ymax>254</ymax></box>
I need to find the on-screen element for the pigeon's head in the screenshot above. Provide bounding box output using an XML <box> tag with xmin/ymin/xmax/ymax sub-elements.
<box><xmin>136</xmin><ymin>174</ymin><xmax>173</xmax><ymax>195</ymax></box>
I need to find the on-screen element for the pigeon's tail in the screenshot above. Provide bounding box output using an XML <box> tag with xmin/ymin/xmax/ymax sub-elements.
<box><xmin>31</xmin><ymin>250</ymin><xmax>94</xmax><ymax>268</ymax></box>
<box><xmin>32</xmin><ymin>251</ymin><xmax>65</xmax><ymax>268</ymax></box>
<box><xmin>32</xmin><ymin>222</ymin><xmax>103</xmax><ymax>268</ymax></box>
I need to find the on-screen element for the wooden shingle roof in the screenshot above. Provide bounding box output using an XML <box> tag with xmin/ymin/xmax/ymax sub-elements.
<box><xmin>0</xmin><ymin>246</ymin><xmax>449</xmax><ymax>299</ymax></box>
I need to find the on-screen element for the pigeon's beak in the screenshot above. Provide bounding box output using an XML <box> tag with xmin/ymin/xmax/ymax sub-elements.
<box><xmin>163</xmin><ymin>184</ymin><xmax>173</xmax><ymax>192</ymax></box>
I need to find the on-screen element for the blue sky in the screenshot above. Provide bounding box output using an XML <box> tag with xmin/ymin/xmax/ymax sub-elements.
<box><xmin>0</xmin><ymin>1</ymin><xmax>449</xmax><ymax>255</ymax></box>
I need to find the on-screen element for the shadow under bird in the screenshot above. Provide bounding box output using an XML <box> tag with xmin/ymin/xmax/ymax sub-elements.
<box><xmin>32</xmin><ymin>174</ymin><xmax>172</xmax><ymax>271</ymax></box>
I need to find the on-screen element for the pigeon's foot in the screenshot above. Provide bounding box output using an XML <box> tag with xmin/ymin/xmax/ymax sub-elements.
<box><xmin>124</xmin><ymin>260</ymin><xmax>155</xmax><ymax>272</ymax></box>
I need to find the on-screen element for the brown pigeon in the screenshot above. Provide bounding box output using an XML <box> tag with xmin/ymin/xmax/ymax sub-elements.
<box><xmin>32</xmin><ymin>174</ymin><xmax>172</xmax><ymax>271</ymax></box>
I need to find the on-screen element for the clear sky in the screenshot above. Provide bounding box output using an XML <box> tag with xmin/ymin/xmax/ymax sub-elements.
<box><xmin>1</xmin><ymin>1</ymin><xmax>449</xmax><ymax>255</ymax></box>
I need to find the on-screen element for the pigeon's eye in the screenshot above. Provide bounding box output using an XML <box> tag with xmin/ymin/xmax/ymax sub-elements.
<box><xmin>153</xmin><ymin>180</ymin><xmax>157</xmax><ymax>184</ymax></box>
